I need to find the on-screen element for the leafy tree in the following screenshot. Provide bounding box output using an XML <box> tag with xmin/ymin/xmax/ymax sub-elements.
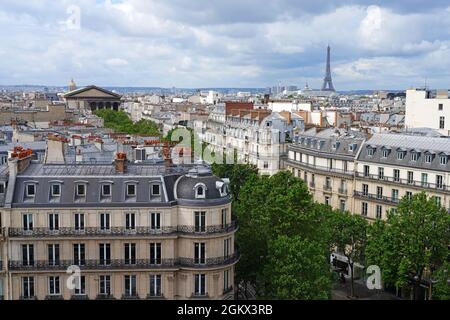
<box><xmin>432</xmin><ymin>262</ymin><xmax>450</xmax><ymax>300</ymax></box>
<box><xmin>366</xmin><ymin>192</ymin><xmax>450</xmax><ymax>300</ymax></box>
<box><xmin>233</xmin><ymin>170</ymin><xmax>332</xmax><ymax>299</ymax></box>
<box><xmin>263</xmin><ymin>235</ymin><xmax>332</xmax><ymax>299</ymax></box>
<box><xmin>211</xmin><ymin>163</ymin><xmax>258</xmax><ymax>201</ymax></box>
<box><xmin>328</xmin><ymin>211</ymin><xmax>368</xmax><ymax>298</ymax></box>
<box><xmin>95</xmin><ymin>109</ymin><xmax>160</xmax><ymax>136</ymax></box>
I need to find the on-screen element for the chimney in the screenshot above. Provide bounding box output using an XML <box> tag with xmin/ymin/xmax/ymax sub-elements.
<box><xmin>115</xmin><ymin>152</ymin><xmax>127</xmax><ymax>173</ymax></box>
<box><xmin>162</xmin><ymin>142</ymin><xmax>173</xmax><ymax>167</ymax></box>
<box><xmin>8</xmin><ymin>146</ymin><xmax>33</xmax><ymax>176</ymax></box>
<box><xmin>94</xmin><ymin>138</ymin><xmax>103</xmax><ymax>151</ymax></box>
<box><xmin>44</xmin><ymin>135</ymin><xmax>67</xmax><ymax>164</ymax></box>
<box><xmin>75</xmin><ymin>147</ymin><xmax>83</xmax><ymax>163</ymax></box>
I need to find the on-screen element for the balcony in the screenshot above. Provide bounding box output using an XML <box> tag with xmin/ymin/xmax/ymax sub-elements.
<box><xmin>354</xmin><ymin>191</ymin><xmax>400</xmax><ymax>205</ymax></box>
<box><xmin>96</xmin><ymin>294</ymin><xmax>115</xmax><ymax>300</ymax></box>
<box><xmin>284</xmin><ymin>158</ymin><xmax>353</xmax><ymax>177</ymax></box>
<box><xmin>8</xmin><ymin>221</ymin><xmax>238</xmax><ymax>238</ymax></box>
<box><xmin>356</xmin><ymin>173</ymin><xmax>449</xmax><ymax>193</ymax></box>
<box><xmin>323</xmin><ymin>185</ymin><xmax>332</xmax><ymax>192</ymax></box>
<box><xmin>71</xmin><ymin>294</ymin><xmax>89</xmax><ymax>300</ymax></box>
<box><xmin>338</xmin><ymin>187</ymin><xmax>347</xmax><ymax>195</ymax></box>
<box><xmin>45</xmin><ymin>295</ymin><xmax>64</xmax><ymax>300</ymax></box>
<box><xmin>8</xmin><ymin>251</ymin><xmax>240</xmax><ymax>271</ymax></box>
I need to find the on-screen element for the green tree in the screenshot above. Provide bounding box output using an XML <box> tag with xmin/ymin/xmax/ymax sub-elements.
<box><xmin>432</xmin><ymin>262</ymin><xmax>450</xmax><ymax>300</ymax></box>
<box><xmin>211</xmin><ymin>163</ymin><xmax>258</xmax><ymax>201</ymax></box>
<box><xmin>366</xmin><ymin>192</ymin><xmax>450</xmax><ymax>299</ymax></box>
<box><xmin>328</xmin><ymin>211</ymin><xmax>368</xmax><ymax>298</ymax></box>
<box><xmin>95</xmin><ymin>109</ymin><xmax>160</xmax><ymax>136</ymax></box>
<box><xmin>234</xmin><ymin>170</ymin><xmax>332</xmax><ymax>299</ymax></box>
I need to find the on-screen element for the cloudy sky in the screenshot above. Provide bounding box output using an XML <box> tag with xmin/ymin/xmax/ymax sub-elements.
<box><xmin>1</xmin><ymin>0</ymin><xmax>450</xmax><ymax>89</ymax></box>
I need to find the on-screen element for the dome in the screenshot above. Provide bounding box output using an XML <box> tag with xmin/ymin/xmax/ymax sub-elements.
<box><xmin>175</xmin><ymin>170</ymin><xmax>229</xmax><ymax>201</ymax></box>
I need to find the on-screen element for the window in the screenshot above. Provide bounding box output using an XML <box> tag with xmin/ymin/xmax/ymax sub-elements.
<box><xmin>407</xmin><ymin>171</ymin><xmax>414</xmax><ymax>184</ymax></box>
<box><xmin>124</xmin><ymin>243</ymin><xmax>136</xmax><ymax>265</ymax></box>
<box><xmin>23</xmin><ymin>213</ymin><xmax>33</xmax><ymax>231</ymax></box>
<box><xmin>150</xmin><ymin>243</ymin><xmax>161</xmax><ymax>265</ymax></box>
<box><xmin>376</xmin><ymin>186</ymin><xmax>383</xmax><ymax>199</ymax></box>
<box><xmin>325</xmin><ymin>196</ymin><xmax>330</xmax><ymax>206</ymax></box>
<box><xmin>194</xmin><ymin>211</ymin><xmax>206</xmax><ymax>232</ymax></box>
<box><xmin>48</xmin><ymin>244</ymin><xmax>60</xmax><ymax>266</ymax></box>
<box><xmin>340</xmin><ymin>199</ymin><xmax>346</xmax><ymax>212</ymax></box>
<box><xmin>436</xmin><ymin>175</ymin><xmax>443</xmax><ymax>189</ymax></box>
<box><xmin>194</xmin><ymin>274</ymin><xmax>206</xmax><ymax>296</ymax></box>
<box><xmin>151</xmin><ymin>184</ymin><xmax>160</xmax><ymax>196</ymax></box>
<box><xmin>149</xmin><ymin>275</ymin><xmax>162</xmax><ymax>297</ymax></box>
<box><xmin>48</xmin><ymin>213</ymin><xmax>59</xmax><ymax>231</ymax></box>
<box><xmin>435</xmin><ymin>196</ymin><xmax>442</xmax><ymax>207</ymax></box>
<box><xmin>392</xmin><ymin>189</ymin><xmax>399</xmax><ymax>201</ymax></box>
<box><xmin>224</xmin><ymin>238</ymin><xmax>231</xmax><ymax>257</ymax></box>
<box><xmin>150</xmin><ymin>213</ymin><xmax>161</xmax><ymax>230</ymax></box>
<box><xmin>73</xmin><ymin>243</ymin><xmax>85</xmax><ymax>266</ymax></box>
<box><xmin>393</xmin><ymin>169</ymin><xmax>400</xmax><ymax>182</ymax></box>
<box><xmin>221</xmin><ymin>208</ymin><xmax>227</xmax><ymax>228</ymax></box>
<box><xmin>362</xmin><ymin>184</ymin><xmax>369</xmax><ymax>196</ymax></box>
<box><xmin>367</xmin><ymin>148</ymin><xmax>374</xmax><ymax>156</ymax></box>
<box><xmin>127</xmin><ymin>184</ymin><xmax>136</xmax><ymax>197</ymax></box>
<box><xmin>76</xmin><ymin>184</ymin><xmax>86</xmax><ymax>196</ymax></box>
<box><xmin>439</xmin><ymin>103</ymin><xmax>443</xmax><ymax>111</ymax></box>
<box><xmin>195</xmin><ymin>184</ymin><xmax>206</xmax><ymax>199</ymax></box>
<box><xmin>124</xmin><ymin>275</ymin><xmax>137</xmax><ymax>297</ymax></box>
<box><xmin>361</xmin><ymin>202</ymin><xmax>368</xmax><ymax>216</ymax></box>
<box><xmin>382</xmin><ymin>149</ymin><xmax>389</xmax><ymax>158</ymax></box>
<box><xmin>125</xmin><ymin>213</ymin><xmax>136</xmax><ymax>230</ymax></box>
<box><xmin>411</xmin><ymin>152</ymin><xmax>419</xmax><ymax>162</ymax></box>
<box><xmin>26</xmin><ymin>184</ymin><xmax>35</xmax><ymax>197</ymax></box>
<box><xmin>22</xmin><ymin>277</ymin><xmax>35</xmax><ymax>298</ymax></box>
<box><xmin>75</xmin><ymin>213</ymin><xmax>84</xmax><ymax>231</ymax></box>
<box><xmin>74</xmin><ymin>276</ymin><xmax>86</xmax><ymax>296</ymax></box>
<box><xmin>425</xmin><ymin>154</ymin><xmax>433</xmax><ymax>163</ymax></box>
<box><xmin>421</xmin><ymin>173</ymin><xmax>428</xmax><ymax>186</ymax></box>
<box><xmin>100</xmin><ymin>213</ymin><xmax>110</xmax><ymax>231</ymax></box>
<box><xmin>439</xmin><ymin>116</ymin><xmax>445</xmax><ymax>129</ymax></box>
<box><xmin>406</xmin><ymin>191</ymin><xmax>413</xmax><ymax>200</ymax></box>
<box><xmin>440</xmin><ymin>155</ymin><xmax>448</xmax><ymax>165</ymax></box>
<box><xmin>325</xmin><ymin>177</ymin><xmax>331</xmax><ymax>189</ymax></box>
<box><xmin>194</xmin><ymin>242</ymin><xmax>206</xmax><ymax>264</ymax></box>
<box><xmin>0</xmin><ymin>182</ymin><xmax>4</xmax><ymax>194</ymax></box>
<box><xmin>397</xmin><ymin>151</ymin><xmax>405</xmax><ymax>160</ymax></box>
<box><xmin>363</xmin><ymin>165</ymin><xmax>369</xmax><ymax>177</ymax></box>
<box><xmin>378</xmin><ymin>167</ymin><xmax>384</xmax><ymax>180</ymax></box>
<box><xmin>51</xmin><ymin>184</ymin><xmax>61</xmax><ymax>197</ymax></box>
<box><xmin>102</xmin><ymin>184</ymin><xmax>111</xmax><ymax>197</ymax></box>
<box><xmin>224</xmin><ymin>270</ymin><xmax>231</xmax><ymax>292</ymax></box>
<box><xmin>48</xmin><ymin>276</ymin><xmax>60</xmax><ymax>295</ymax></box>
<box><xmin>304</xmin><ymin>172</ymin><xmax>308</xmax><ymax>183</ymax></box>
<box><xmin>22</xmin><ymin>244</ymin><xmax>34</xmax><ymax>266</ymax></box>
<box><xmin>99</xmin><ymin>243</ymin><xmax>111</xmax><ymax>265</ymax></box>
<box><xmin>99</xmin><ymin>275</ymin><xmax>111</xmax><ymax>296</ymax></box>
<box><xmin>376</xmin><ymin>205</ymin><xmax>383</xmax><ymax>220</ymax></box>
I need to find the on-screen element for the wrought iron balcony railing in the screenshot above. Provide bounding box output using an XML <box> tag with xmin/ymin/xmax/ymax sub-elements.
<box><xmin>354</xmin><ymin>191</ymin><xmax>400</xmax><ymax>205</ymax></box>
<box><xmin>8</xmin><ymin>221</ymin><xmax>238</xmax><ymax>238</ymax></box>
<box><xmin>8</xmin><ymin>251</ymin><xmax>240</xmax><ymax>271</ymax></box>
<box><xmin>338</xmin><ymin>187</ymin><xmax>347</xmax><ymax>195</ymax></box>
<box><xmin>356</xmin><ymin>172</ymin><xmax>448</xmax><ymax>192</ymax></box>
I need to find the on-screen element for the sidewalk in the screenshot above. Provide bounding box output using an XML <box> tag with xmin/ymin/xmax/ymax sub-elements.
<box><xmin>332</xmin><ymin>279</ymin><xmax>401</xmax><ymax>300</ymax></box>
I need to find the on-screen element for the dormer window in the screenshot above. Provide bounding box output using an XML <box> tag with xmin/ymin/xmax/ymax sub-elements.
<box><xmin>76</xmin><ymin>184</ymin><xmax>86</xmax><ymax>197</ymax></box>
<box><xmin>127</xmin><ymin>184</ymin><xmax>136</xmax><ymax>197</ymax></box>
<box><xmin>151</xmin><ymin>184</ymin><xmax>161</xmax><ymax>197</ymax></box>
<box><xmin>382</xmin><ymin>149</ymin><xmax>389</xmax><ymax>158</ymax></box>
<box><xmin>397</xmin><ymin>151</ymin><xmax>405</xmax><ymax>160</ymax></box>
<box><xmin>0</xmin><ymin>182</ymin><xmax>5</xmax><ymax>194</ymax></box>
<box><xmin>26</xmin><ymin>184</ymin><xmax>36</xmax><ymax>197</ymax></box>
<box><xmin>425</xmin><ymin>154</ymin><xmax>433</xmax><ymax>163</ymax></box>
<box><xmin>411</xmin><ymin>152</ymin><xmax>419</xmax><ymax>162</ymax></box>
<box><xmin>102</xmin><ymin>184</ymin><xmax>112</xmax><ymax>197</ymax></box>
<box><xmin>194</xmin><ymin>183</ymin><xmax>207</xmax><ymax>199</ymax></box>
<box><xmin>51</xmin><ymin>184</ymin><xmax>61</xmax><ymax>197</ymax></box>
<box><xmin>440</xmin><ymin>155</ymin><xmax>448</xmax><ymax>165</ymax></box>
<box><xmin>367</xmin><ymin>147</ymin><xmax>374</xmax><ymax>156</ymax></box>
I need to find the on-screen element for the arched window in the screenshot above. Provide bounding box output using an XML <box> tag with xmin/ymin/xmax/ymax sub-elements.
<box><xmin>194</xmin><ymin>183</ymin><xmax>206</xmax><ymax>199</ymax></box>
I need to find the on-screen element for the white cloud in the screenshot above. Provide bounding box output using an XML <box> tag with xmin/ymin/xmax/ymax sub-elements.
<box><xmin>106</xmin><ymin>58</ymin><xmax>129</xmax><ymax>67</ymax></box>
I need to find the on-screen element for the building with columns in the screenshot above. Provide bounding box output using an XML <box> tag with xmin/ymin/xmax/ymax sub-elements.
<box><xmin>0</xmin><ymin>142</ymin><xmax>238</xmax><ymax>300</ymax></box>
<box><xmin>64</xmin><ymin>85</ymin><xmax>122</xmax><ymax>112</ymax></box>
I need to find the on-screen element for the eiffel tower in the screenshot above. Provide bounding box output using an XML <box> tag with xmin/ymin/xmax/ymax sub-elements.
<box><xmin>321</xmin><ymin>45</ymin><xmax>335</xmax><ymax>92</ymax></box>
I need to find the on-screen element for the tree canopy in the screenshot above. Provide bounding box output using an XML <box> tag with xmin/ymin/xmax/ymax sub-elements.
<box><xmin>95</xmin><ymin>109</ymin><xmax>160</xmax><ymax>136</ymax></box>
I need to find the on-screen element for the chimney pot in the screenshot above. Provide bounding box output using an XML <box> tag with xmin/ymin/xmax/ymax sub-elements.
<box><xmin>115</xmin><ymin>152</ymin><xmax>127</xmax><ymax>173</ymax></box>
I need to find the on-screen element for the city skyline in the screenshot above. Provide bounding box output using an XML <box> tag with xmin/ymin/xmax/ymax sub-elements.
<box><xmin>1</xmin><ymin>1</ymin><xmax>450</xmax><ymax>89</ymax></box>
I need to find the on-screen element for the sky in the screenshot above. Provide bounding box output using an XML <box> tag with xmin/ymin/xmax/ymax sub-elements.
<box><xmin>1</xmin><ymin>0</ymin><xmax>450</xmax><ymax>90</ymax></box>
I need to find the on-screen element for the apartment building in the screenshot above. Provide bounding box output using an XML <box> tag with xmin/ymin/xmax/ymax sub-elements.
<box><xmin>354</xmin><ymin>133</ymin><xmax>450</xmax><ymax>220</ymax></box>
<box><xmin>285</xmin><ymin>128</ymin><xmax>366</xmax><ymax>213</ymax></box>
<box><xmin>205</xmin><ymin>102</ymin><xmax>303</xmax><ymax>175</ymax></box>
<box><xmin>0</xmin><ymin>146</ymin><xmax>238</xmax><ymax>300</ymax></box>
<box><xmin>284</xmin><ymin>128</ymin><xmax>450</xmax><ymax>222</ymax></box>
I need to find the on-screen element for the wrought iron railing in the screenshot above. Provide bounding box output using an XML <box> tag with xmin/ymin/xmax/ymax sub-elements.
<box><xmin>355</xmin><ymin>172</ymin><xmax>448</xmax><ymax>192</ymax></box>
<box><xmin>8</xmin><ymin>251</ymin><xmax>240</xmax><ymax>271</ymax></box>
<box><xmin>8</xmin><ymin>221</ymin><xmax>238</xmax><ymax>238</ymax></box>
<box><xmin>354</xmin><ymin>191</ymin><xmax>400</xmax><ymax>205</ymax></box>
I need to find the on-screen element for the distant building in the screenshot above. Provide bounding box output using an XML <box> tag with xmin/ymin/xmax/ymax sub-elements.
<box><xmin>64</xmin><ymin>85</ymin><xmax>122</xmax><ymax>112</ymax></box>
<box><xmin>405</xmin><ymin>88</ymin><xmax>450</xmax><ymax>135</ymax></box>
